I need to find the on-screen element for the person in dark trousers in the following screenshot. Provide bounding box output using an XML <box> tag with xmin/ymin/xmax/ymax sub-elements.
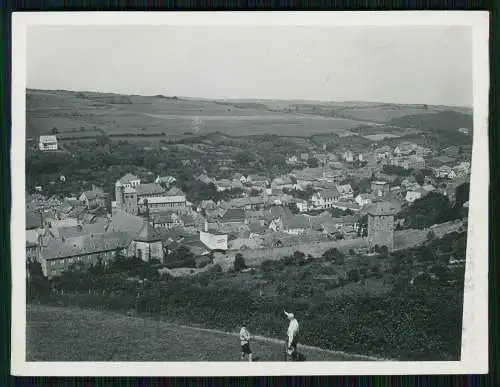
<box><xmin>239</xmin><ymin>326</ymin><xmax>253</xmax><ymax>361</ymax></box>
<box><xmin>284</xmin><ymin>310</ymin><xmax>299</xmax><ymax>361</ymax></box>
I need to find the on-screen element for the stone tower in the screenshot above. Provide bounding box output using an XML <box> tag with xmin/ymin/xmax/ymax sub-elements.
<box><xmin>366</xmin><ymin>201</ymin><xmax>399</xmax><ymax>251</ymax></box>
<box><xmin>122</xmin><ymin>186</ymin><xmax>138</xmax><ymax>215</ymax></box>
<box><xmin>115</xmin><ymin>183</ymin><xmax>124</xmax><ymax>210</ymax></box>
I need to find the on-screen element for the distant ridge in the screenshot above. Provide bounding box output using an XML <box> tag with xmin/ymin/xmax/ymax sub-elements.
<box><xmin>26</xmin><ymin>88</ymin><xmax>472</xmax><ymax>111</ymax></box>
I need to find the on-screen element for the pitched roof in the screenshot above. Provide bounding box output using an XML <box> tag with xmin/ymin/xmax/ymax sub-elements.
<box><xmin>81</xmin><ymin>190</ymin><xmax>107</xmax><ymax>201</ymax></box>
<box><xmin>283</xmin><ymin>215</ymin><xmax>310</xmax><ymax>230</ymax></box>
<box><xmin>39</xmin><ymin>135</ymin><xmax>57</xmax><ymax>142</ymax></box>
<box><xmin>248</xmin><ymin>174</ymin><xmax>269</xmax><ymax>182</ymax></box>
<box><xmin>150</xmin><ymin>211</ymin><xmax>178</xmax><ymax>223</ymax></box>
<box><xmin>180</xmin><ymin>214</ymin><xmax>195</xmax><ymax>226</ymax></box>
<box><xmin>321</xmin><ymin>188</ymin><xmax>340</xmax><ymax>199</ymax></box>
<box><xmin>221</xmin><ymin>208</ymin><xmax>246</xmax><ymax>223</ymax></box>
<box><xmin>248</xmin><ymin>222</ymin><xmax>267</xmax><ymax>234</ymax></box>
<box><xmin>166</xmin><ymin>187</ymin><xmax>185</xmax><ymax>196</ymax></box>
<box><xmin>26</xmin><ymin>211</ymin><xmax>42</xmax><ymax>230</ymax></box>
<box><xmin>107</xmin><ymin>211</ymin><xmax>145</xmax><ymax>235</ymax></box>
<box><xmin>42</xmin><ymin>232</ymin><xmax>132</xmax><ymax>260</ymax></box>
<box><xmin>134</xmin><ymin>222</ymin><xmax>163</xmax><ymax>242</ymax></box>
<box><xmin>337</xmin><ymin>184</ymin><xmax>353</xmax><ymax>194</ymax></box>
<box><xmin>123</xmin><ymin>186</ymin><xmax>137</xmax><ymax>194</ymax></box>
<box><xmin>135</xmin><ymin>183</ymin><xmax>166</xmax><ymax>196</ymax></box>
<box><xmin>365</xmin><ymin>201</ymin><xmax>400</xmax><ymax>216</ymax></box>
<box><xmin>229</xmin><ymin>198</ymin><xmax>251</xmax><ymax>208</ymax></box>
<box><xmin>118</xmin><ymin>173</ymin><xmax>139</xmax><ymax>184</ymax></box>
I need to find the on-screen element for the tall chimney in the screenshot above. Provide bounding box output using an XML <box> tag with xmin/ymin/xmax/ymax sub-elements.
<box><xmin>204</xmin><ymin>219</ymin><xmax>208</xmax><ymax>233</ymax></box>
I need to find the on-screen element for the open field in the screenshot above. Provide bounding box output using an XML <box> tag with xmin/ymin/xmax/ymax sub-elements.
<box><xmin>27</xmin><ymin>89</ymin><xmax>472</xmax><ymax>140</ymax></box>
<box><xmin>27</xmin><ymin>89</ymin><xmax>368</xmax><ymax>139</ymax></box>
<box><xmin>26</xmin><ymin>304</ymin><xmax>378</xmax><ymax>362</ymax></box>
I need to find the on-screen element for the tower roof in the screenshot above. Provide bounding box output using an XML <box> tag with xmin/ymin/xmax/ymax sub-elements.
<box><xmin>134</xmin><ymin>222</ymin><xmax>162</xmax><ymax>243</ymax></box>
<box><xmin>366</xmin><ymin>201</ymin><xmax>400</xmax><ymax>216</ymax></box>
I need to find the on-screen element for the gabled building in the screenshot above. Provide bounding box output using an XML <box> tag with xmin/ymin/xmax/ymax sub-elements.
<box><xmin>282</xmin><ymin>215</ymin><xmax>310</xmax><ymax>235</ymax></box>
<box><xmin>216</xmin><ymin>179</ymin><xmax>233</xmax><ymax>192</ymax></box>
<box><xmin>129</xmin><ymin>223</ymin><xmax>164</xmax><ymax>263</ymax></box>
<box><xmin>39</xmin><ymin>135</ymin><xmax>58</xmax><ymax>151</ymax></box>
<box><xmin>336</xmin><ymin>184</ymin><xmax>354</xmax><ymax>199</ymax></box>
<box><xmin>116</xmin><ymin>173</ymin><xmax>141</xmax><ymax>188</ymax></box>
<box><xmin>39</xmin><ymin>231</ymin><xmax>132</xmax><ymax>278</ymax></box>
<box><xmin>79</xmin><ymin>185</ymin><xmax>109</xmax><ymax>209</ymax></box>
<box><xmin>405</xmin><ymin>189</ymin><xmax>425</xmax><ymax>203</ymax></box>
<box><xmin>371</xmin><ymin>181</ymin><xmax>390</xmax><ymax>198</ymax></box>
<box><xmin>220</xmin><ymin>208</ymin><xmax>247</xmax><ymax>226</ymax></box>
<box><xmin>150</xmin><ymin>211</ymin><xmax>183</xmax><ymax>229</ymax></box>
<box><xmin>155</xmin><ymin>175</ymin><xmax>177</xmax><ymax>186</ymax></box>
<box><xmin>355</xmin><ymin>193</ymin><xmax>374</xmax><ymax>207</ymax></box>
<box><xmin>311</xmin><ymin>188</ymin><xmax>340</xmax><ymax>209</ymax></box>
<box><xmin>434</xmin><ymin>165</ymin><xmax>453</xmax><ymax>179</ymax></box>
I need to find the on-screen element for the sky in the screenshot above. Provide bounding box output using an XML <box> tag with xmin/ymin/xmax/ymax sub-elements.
<box><xmin>27</xmin><ymin>25</ymin><xmax>473</xmax><ymax>107</ymax></box>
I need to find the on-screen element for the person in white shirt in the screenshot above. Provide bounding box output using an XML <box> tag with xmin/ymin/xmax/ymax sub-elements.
<box><xmin>284</xmin><ymin>310</ymin><xmax>299</xmax><ymax>361</ymax></box>
<box><xmin>239</xmin><ymin>326</ymin><xmax>253</xmax><ymax>361</ymax></box>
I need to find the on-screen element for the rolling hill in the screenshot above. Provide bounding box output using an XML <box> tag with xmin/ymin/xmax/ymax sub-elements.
<box><xmin>26</xmin><ymin>304</ymin><xmax>381</xmax><ymax>362</ymax></box>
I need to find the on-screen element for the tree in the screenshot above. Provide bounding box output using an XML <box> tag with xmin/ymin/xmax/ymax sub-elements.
<box><xmin>322</xmin><ymin>248</ymin><xmax>344</xmax><ymax>264</ymax></box>
<box><xmin>427</xmin><ymin>230</ymin><xmax>436</xmax><ymax>241</ymax></box>
<box><xmin>51</xmin><ymin>127</ymin><xmax>58</xmax><ymax>134</ymax></box>
<box><xmin>379</xmin><ymin>245</ymin><xmax>389</xmax><ymax>259</ymax></box>
<box><xmin>455</xmin><ymin>182</ymin><xmax>470</xmax><ymax>207</ymax></box>
<box><xmin>413</xmin><ymin>170</ymin><xmax>425</xmax><ymax>186</ymax></box>
<box><xmin>307</xmin><ymin>157</ymin><xmax>319</xmax><ymax>168</ymax></box>
<box><xmin>234</xmin><ymin>253</ymin><xmax>246</xmax><ymax>271</ymax></box>
<box><xmin>288</xmin><ymin>202</ymin><xmax>300</xmax><ymax>214</ymax></box>
<box><xmin>347</xmin><ymin>269</ymin><xmax>360</xmax><ymax>282</ymax></box>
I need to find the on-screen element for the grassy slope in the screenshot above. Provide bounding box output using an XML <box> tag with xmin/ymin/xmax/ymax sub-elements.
<box><xmin>26</xmin><ymin>90</ymin><xmax>368</xmax><ymax>138</ymax></box>
<box><xmin>26</xmin><ymin>304</ymin><xmax>378</xmax><ymax>362</ymax></box>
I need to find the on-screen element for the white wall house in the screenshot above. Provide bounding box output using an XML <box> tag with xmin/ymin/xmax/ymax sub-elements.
<box><xmin>405</xmin><ymin>190</ymin><xmax>423</xmax><ymax>203</ymax></box>
<box><xmin>311</xmin><ymin>189</ymin><xmax>340</xmax><ymax>209</ymax></box>
<box><xmin>39</xmin><ymin>135</ymin><xmax>58</xmax><ymax>151</ymax></box>
<box><xmin>200</xmin><ymin>231</ymin><xmax>228</xmax><ymax>251</ymax></box>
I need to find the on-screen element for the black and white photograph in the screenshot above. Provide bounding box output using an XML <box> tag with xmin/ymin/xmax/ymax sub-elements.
<box><xmin>11</xmin><ymin>12</ymin><xmax>489</xmax><ymax>376</ymax></box>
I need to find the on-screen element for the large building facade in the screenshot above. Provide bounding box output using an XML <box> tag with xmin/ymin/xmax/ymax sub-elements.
<box><xmin>115</xmin><ymin>174</ymin><xmax>187</xmax><ymax>215</ymax></box>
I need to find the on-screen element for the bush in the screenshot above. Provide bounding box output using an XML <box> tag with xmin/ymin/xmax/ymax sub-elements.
<box><xmin>347</xmin><ymin>269</ymin><xmax>360</xmax><ymax>282</ymax></box>
<box><xmin>322</xmin><ymin>248</ymin><xmax>344</xmax><ymax>263</ymax></box>
<box><xmin>379</xmin><ymin>245</ymin><xmax>389</xmax><ymax>258</ymax></box>
<box><xmin>234</xmin><ymin>253</ymin><xmax>246</xmax><ymax>271</ymax></box>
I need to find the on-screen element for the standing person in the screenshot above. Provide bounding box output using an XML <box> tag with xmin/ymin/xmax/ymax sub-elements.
<box><xmin>239</xmin><ymin>326</ymin><xmax>253</xmax><ymax>362</ymax></box>
<box><xmin>284</xmin><ymin>310</ymin><xmax>300</xmax><ymax>361</ymax></box>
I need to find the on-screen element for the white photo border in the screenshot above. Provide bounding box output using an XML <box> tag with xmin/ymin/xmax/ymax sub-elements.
<box><xmin>10</xmin><ymin>11</ymin><xmax>490</xmax><ymax>376</ymax></box>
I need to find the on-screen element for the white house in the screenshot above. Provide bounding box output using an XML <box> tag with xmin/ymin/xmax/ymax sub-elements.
<box><xmin>295</xmin><ymin>200</ymin><xmax>309</xmax><ymax>213</ymax></box>
<box><xmin>355</xmin><ymin>193</ymin><xmax>373</xmax><ymax>207</ymax></box>
<box><xmin>336</xmin><ymin>184</ymin><xmax>354</xmax><ymax>199</ymax></box>
<box><xmin>405</xmin><ymin>190</ymin><xmax>424</xmax><ymax>203</ymax></box>
<box><xmin>311</xmin><ymin>188</ymin><xmax>340</xmax><ymax>209</ymax></box>
<box><xmin>282</xmin><ymin>215</ymin><xmax>310</xmax><ymax>235</ymax></box>
<box><xmin>200</xmin><ymin>229</ymin><xmax>228</xmax><ymax>251</ymax></box>
<box><xmin>434</xmin><ymin>165</ymin><xmax>452</xmax><ymax>179</ymax></box>
<box><xmin>39</xmin><ymin>135</ymin><xmax>58</xmax><ymax>151</ymax></box>
<box><xmin>155</xmin><ymin>175</ymin><xmax>177</xmax><ymax>186</ymax></box>
<box><xmin>342</xmin><ymin>151</ymin><xmax>354</xmax><ymax>162</ymax></box>
<box><xmin>452</xmin><ymin>162</ymin><xmax>471</xmax><ymax>178</ymax></box>
<box><xmin>216</xmin><ymin>179</ymin><xmax>233</xmax><ymax>192</ymax></box>
<box><xmin>116</xmin><ymin>173</ymin><xmax>141</xmax><ymax>188</ymax></box>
